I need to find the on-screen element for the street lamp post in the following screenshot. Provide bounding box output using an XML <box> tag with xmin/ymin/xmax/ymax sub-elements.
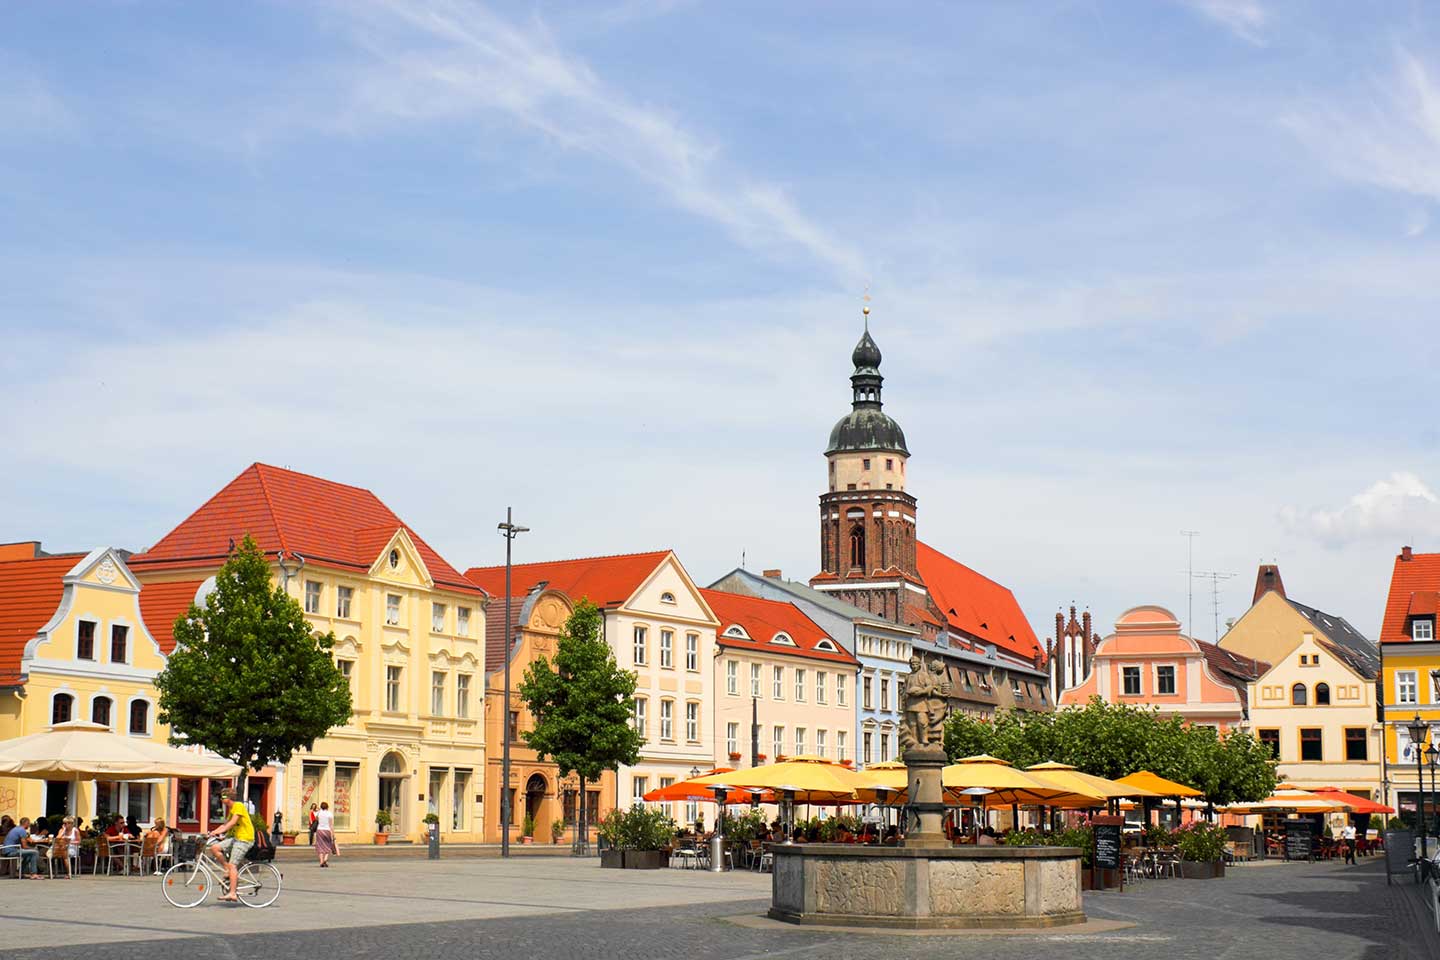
<box><xmin>1428</xmin><ymin>743</ymin><xmax>1440</xmax><ymax>851</ymax></box>
<box><xmin>1406</xmin><ymin>715</ymin><xmax>1430</xmax><ymax>860</ymax></box>
<box><xmin>498</xmin><ymin>508</ymin><xmax>529</xmax><ymax>859</ymax></box>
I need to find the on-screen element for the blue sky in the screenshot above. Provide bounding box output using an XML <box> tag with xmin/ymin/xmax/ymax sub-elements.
<box><xmin>4</xmin><ymin>0</ymin><xmax>1440</xmax><ymax>643</ymax></box>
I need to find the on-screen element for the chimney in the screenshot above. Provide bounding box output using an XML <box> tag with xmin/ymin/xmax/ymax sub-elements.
<box><xmin>762</xmin><ymin>569</ymin><xmax>782</xmax><ymax>580</ymax></box>
<box><xmin>1403</xmin><ymin>546</ymin><xmax>1414</xmax><ymax>562</ymax></box>
<box><xmin>1252</xmin><ymin>564</ymin><xmax>1286</xmax><ymax>605</ymax></box>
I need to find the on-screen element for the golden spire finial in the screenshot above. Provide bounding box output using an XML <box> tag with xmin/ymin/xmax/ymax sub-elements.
<box><xmin>862</xmin><ymin>281</ymin><xmax>871</xmax><ymax>330</ymax></box>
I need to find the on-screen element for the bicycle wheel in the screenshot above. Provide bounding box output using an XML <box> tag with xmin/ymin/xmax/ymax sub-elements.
<box><xmin>237</xmin><ymin>861</ymin><xmax>281</xmax><ymax>908</ymax></box>
<box><xmin>161</xmin><ymin>861</ymin><xmax>211</xmax><ymax>908</ymax></box>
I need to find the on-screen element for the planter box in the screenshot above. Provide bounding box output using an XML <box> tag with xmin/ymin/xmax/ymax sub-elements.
<box><xmin>281</xmin><ymin>834</ymin><xmax>298</xmax><ymax>846</ymax></box>
<box><xmin>623</xmin><ymin>850</ymin><xmax>666</xmax><ymax>870</ymax></box>
<box><xmin>1179</xmin><ymin>860</ymin><xmax>1225</xmax><ymax>880</ymax></box>
<box><xmin>600</xmin><ymin>850</ymin><xmax>624</xmax><ymax>869</ymax></box>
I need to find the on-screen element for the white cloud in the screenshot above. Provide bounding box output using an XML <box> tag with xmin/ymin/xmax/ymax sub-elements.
<box><xmin>319</xmin><ymin>0</ymin><xmax>866</xmax><ymax>282</ymax></box>
<box><xmin>1280</xmin><ymin>472</ymin><xmax>1440</xmax><ymax>546</ymax></box>
<box><xmin>1286</xmin><ymin>48</ymin><xmax>1440</xmax><ymax>203</ymax></box>
<box><xmin>1181</xmin><ymin>0</ymin><xmax>1268</xmax><ymax>46</ymax></box>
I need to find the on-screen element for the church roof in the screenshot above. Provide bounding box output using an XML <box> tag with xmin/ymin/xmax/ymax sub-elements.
<box><xmin>915</xmin><ymin>541</ymin><xmax>1041</xmax><ymax>660</ymax></box>
<box><xmin>826</xmin><ymin>408</ymin><xmax>909</xmax><ymax>456</ymax></box>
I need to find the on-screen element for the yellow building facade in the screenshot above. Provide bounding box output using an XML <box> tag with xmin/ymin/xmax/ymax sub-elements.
<box><xmin>0</xmin><ymin>543</ymin><xmax>176</xmax><ymax>825</ymax></box>
<box><xmin>130</xmin><ymin>463</ymin><xmax>488</xmax><ymax>844</ymax></box>
<box><xmin>1220</xmin><ymin>585</ymin><xmax>1382</xmax><ymax>799</ymax></box>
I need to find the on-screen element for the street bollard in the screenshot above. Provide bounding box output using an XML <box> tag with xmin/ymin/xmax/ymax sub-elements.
<box><xmin>428</xmin><ymin>821</ymin><xmax>440</xmax><ymax>860</ymax></box>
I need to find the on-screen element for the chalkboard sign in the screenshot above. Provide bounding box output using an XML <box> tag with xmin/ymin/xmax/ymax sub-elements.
<box><xmin>1093</xmin><ymin>823</ymin><xmax>1122</xmax><ymax>870</ymax></box>
<box><xmin>1283</xmin><ymin>819</ymin><xmax>1312</xmax><ymax>862</ymax></box>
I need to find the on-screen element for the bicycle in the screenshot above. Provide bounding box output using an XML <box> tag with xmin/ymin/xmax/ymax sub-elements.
<box><xmin>161</xmin><ymin>849</ymin><xmax>281</xmax><ymax>908</ymax></box>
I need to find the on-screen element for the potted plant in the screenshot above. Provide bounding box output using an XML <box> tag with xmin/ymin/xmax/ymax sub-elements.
<box><xmin>728</xmin><ymin>751</ymin><xmax>742</xmax><ymax>762</ymax></box>
<box><xmin>520</xmin><ymin>813</ymin><xmax>536</xmax><ymax>844</ymax></box>
<box><xmin>551</xmin><ymin>819</ymin><xmax>565</xmax><ymax>844</ymax></box>
<box><xmin>598</xmin><ymin>806</ymin><xmax>676</xmax><ymax>868</ymax></box>
<box><xmin>422</xmin><ymin>812</ymin><xmax>440</xmax><ymax>842</ymax></box>
<box><xmin>373</xmin><ymin>808</ymin><xmax>392</xmax><ymax>844</ymax></box>
<box><xmin>281</xmin><ymin>830</ymin><xmax>300</xmax><ymax>846</ymax></box>
<box><xmin>1174</xmin><ymin>821</ymin><xmax>1228</xmax><ymax>879</ymax></box>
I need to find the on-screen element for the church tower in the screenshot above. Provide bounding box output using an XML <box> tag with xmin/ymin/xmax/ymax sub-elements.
<box><xmin>811</xmin><ymin>308</ymin><xmax>928</xmax><ymax>629</ymax></box>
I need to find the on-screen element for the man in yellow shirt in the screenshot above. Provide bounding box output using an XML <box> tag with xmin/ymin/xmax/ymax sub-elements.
<box><xmin>205</xmin><ymin>786</ymin><xmax>255</xmax><ymax>902</ymax></box>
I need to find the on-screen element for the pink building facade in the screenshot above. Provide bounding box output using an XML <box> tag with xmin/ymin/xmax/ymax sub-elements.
<box><xmin>1057</xmin><ymin>605</ymin><xmax>1259</xmax><ymax>732</ymax></box>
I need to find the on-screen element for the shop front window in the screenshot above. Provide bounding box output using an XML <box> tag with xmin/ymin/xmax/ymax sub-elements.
<box><xmin>333</xmin><ymin>764</ymin><xmax>357</xmax><ymax>832</ymax></box>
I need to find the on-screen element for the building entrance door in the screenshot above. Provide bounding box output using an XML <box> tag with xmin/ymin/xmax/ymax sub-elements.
<box><xmin>378</xmin><ymin>752</ymin><xmax>407</xmax><ymax>835</ymax></box>
<box><xmin>524</xmin><ymin>773</ymin><xmax>547</xmax><ymax>835</ymax></box>
<box><xmin>44</xmin><ymin>780</ymin><xmax>70</xmax><ymax>817</ymax></box>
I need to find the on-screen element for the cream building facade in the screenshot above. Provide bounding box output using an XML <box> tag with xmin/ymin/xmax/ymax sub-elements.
<box><xmin>1219</xmin><ymin>567</ymin><xmax>1381</xmax><ymax>799</ymax></box>
<box><xmin>130</xmin><ymin>463</ymin><xmax>488</xmax><ymax>843</ymax></box>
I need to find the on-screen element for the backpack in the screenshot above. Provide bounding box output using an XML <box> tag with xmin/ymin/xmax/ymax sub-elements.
<box><xmin>247</xmin><ymin>816</ymin><xmax>275</xmax><ymax>862</ymax></box>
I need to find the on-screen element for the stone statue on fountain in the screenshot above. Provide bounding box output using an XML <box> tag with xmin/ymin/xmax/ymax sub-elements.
<box><xmin>899</xmin><ymin>654</ymin><xmax>951</xmax><ymax>848</ymax></box>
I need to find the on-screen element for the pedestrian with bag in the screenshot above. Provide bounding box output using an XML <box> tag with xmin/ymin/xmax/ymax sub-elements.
<box><xmin>314</xmin><ymin>802</ymin><xmax>337</xmax><ymax>868</ymax></box>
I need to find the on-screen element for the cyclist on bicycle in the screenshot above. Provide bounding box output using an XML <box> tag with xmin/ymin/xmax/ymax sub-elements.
<box><xmin>205</xmin><ymin>787</ymin><xmax>254</xmax><ymax>903</ymax></box>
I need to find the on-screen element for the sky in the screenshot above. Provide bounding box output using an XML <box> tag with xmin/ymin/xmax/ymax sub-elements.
<box><xmin>4</xmin><ymin>0</ymin><xmax>1440</xmax><ymax>645</ymax></box>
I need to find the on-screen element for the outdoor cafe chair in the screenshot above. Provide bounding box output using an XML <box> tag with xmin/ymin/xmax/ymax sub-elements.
<box><xmin>140</xmin><ymin>835</ymin><xmax>174</xmax><ymax>875</ymax></box>
<box><xmin>94</xmin><ymin>836</ymin><xmax>130</xmax><ymax>876</ymax></box>
<box><xmin>0</xmin><ymin>848</ymin><xmax>21</xmax><ymax>879</ymax></box>
<box><xmin>47</xmin><ymin>837</ymin><xmax>79</xmax><ymax>878</ymax></box>
<box><xmin>670</xmin><ymin>839</ymin><xmax>700</xmax><ymax>869</ymax></box>
<box><xmin>1154</xmin><ymin>851</ymin><xmax>1181</xmax><ymax>879</ymax></box>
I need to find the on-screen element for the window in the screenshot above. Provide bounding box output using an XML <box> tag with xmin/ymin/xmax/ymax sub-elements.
<box><xmin>1415</xmin><ymin>618</ymin><xmax>1435</xmax><ymax>641</ymax></box>
<box><xmin>862</xmin><ymin>458</ymin><xmax>871</xmax><ymax>470</ymax></box>
<box><xmin>386</xmin><ymin>665</ymin><xmax>403</xmax><ymax>711</ymax></box>
<box><xmin>452</xmin><ymin>769</ymin><xmax>471</xmax><ymax>830</ymax></box>
<box><xmin>1156</xmin><ymin>665</ymin><xmax>1176</xmax><ymax>695</ymax></box>
<box><xmin>816</xmin><ymin>729</ymin><xmax>827</xmax><ymax>758</ymax></box>
<box><xmin>660</xmin><ymin>699</ymin><xmax>673</xmax><ymax>740</ymax></box>
<box><xmin>337</xmin><ymin>659</ymin><xmax>354</xmax><ymax>695</ymax></box>
<box><xmin>837</xmin><ymin>674</ymin><xmax>848</xmax><ymax>706</ymax></box>
<box><xmin>110</xmin><ymin>624</ymin><xmax>128</xmax><ymax>663</ymax></box>
<box><xmin>1258</xmin><ymin>728</ymin><xmax>1280</xmax><ymax>759</ymax></box>
<box><xmin>77</xmin><ymin>620</ymin><xmax>95</xmax><ymax>660</ymax></box>
<box><xmin>726</xmin><ymin>659</ymin><xmax>737</xmax><ymax>695</ymax></box>
<box><xmin>1299</xmin><ymin>728</ymin><xmax>1323</xmax><ymax>762</ymax></box>
<box><xmin>1122</xmin><ymin>666</ymin><xmax>1141</xmax><ymax>695</ymax></box>
<box><xmin>456</xmin><ymin>674</ymin><xmax>471</xmax><ymax>718</ymax></box>
<box><xmin>849</xmin><ymin>525</ymin><xmax>866</xmax><ymax>567</ymax></box>
<box><xmin>52</xmin><ymin>692</ymin><xmax>73</xmax><ymax>725</ymax></box>
<box><xmin>686</xmin><ymin>633</ymin><xmax>699</xmax><ymax>671</ymax></box>
<box><xmin>633</xmin><ymin>697</ymin><xmax>647</xmax><ymax>735</ymax></box>
<box><xmin>795</xmin><ymin>728</ymin><xmax>806</xmax><ymax>755</ymax></box>
<box><xmin>508</xmin><ymin>710</ymin><xmax>519</xmax><ymax>742</ymax></box>
<box><xmin>386</xmin><ymin>594</ymin><xmax>402</xmax><ymax>625</ymax></box>
<box><xmin>795</xmin><ymin>668</ymin><xmax>806</xmax><ymax>701</ymax></box>
<box><xmin>91</xmin><ymin>696</ymin><xmax>112</xmax><ymax>727</ymax></box>
<box><xmin>659</xmin><ymin>629</ymin><xmax>673</xmax><ymax>668</ymax></box>
<box><xmin>727</xmin><ymin>722</ymin><xmax>739</xmax><ymax>755</ymax></box>
<box><xmin>457</xmin><ymin>606</ymin><xmax>471</xmax><ymax>635</ymax></box>
<box><xmin>880</xmin><ymin>677</ymin><xmax>890</xmax><ymax>710</ymax></box>
<box><xmin>685</xmin><ymin>702</ymin><xmax>699</xmax><ymax>742</ymax></box>
<box><xmin>750</xmin><ymin>663</ymin><xmax>761</xmax><ymax>697</ymax></box>
<box><xmin>632</xmin><ymin>777</ymin><xmax>648</xmax><ymax>808</ymax></box>
<box><xmin>336</xmin><ymin>586</ymin><xmax>353</xmax><ymax>619</ymax></box>
<box><xmin>633</xmin><ymin>626</ymin><xmax>648</xmax><ymax>665</ymax></box>
<box><xmin>886</xmin><ymin>458</ymin><xmax>894</xmax><ymax>471</ymax></box>
<box><xmin>1013</xmin><ymin>678</ymin><xmax>1024</xmax><ymax>699</ymax></box>
<box><xmin>129</xmin><ymin>699</ymin><xmax>149</xmax><ymax>735</ymax></box>
<box><xmin>1291</xmin><ymin>683</ymin><xmax>1308</xmax><ymax>706</ymax></box>
<box><xmin>864</xmin><ymin>731</ymin><xmax>873</xmax><ymax>764</ymax></box>
<box><xmin>660</xmin><ymin>591</ymin><xmax>676</xmax><ymax>604</ymax></box>
<box><xmin>431</xmin><ymin>671</ymin><xmax>446</xmax><ymax>716</ymax></box>
<box><xmin>773</xmin><ymin>725</ymin><xmax>784</xmax><ymax>758</ymax></box>
<box><xmin>1398</xmin><ymin>671</ymin><xmax>1419</xmax><ymax>705</ymax></box>
<box><xmin>1315</xmin><ymin>682</ymin><xmax>1331</xmax><ymax>706</ymax></box>
<box><xmin>837</xmin><ymin>730</ymin><xmax>847</xmax><ymax>762</ymax></box>
<box><xmin>773</xmin><ymin>665</ymin><xmax>784</xmax><ymax>699</ymax></box>
<box><xmin>333</xmin><ymin>765</ymin><xmax>356</xmax><ymax>831</ymax></box>
<box><xmin>305</xmin><ymin>580</ymin><xmax>322</xmax><ymax>614</ymax></box>
<box><xmin>1345</xmin><ymin>727</ymin><xmax>1368</xmax><ymax>761</ymax></box>
<box><xmin>432</xmin><ymin>603</ymin><xmax>447</xmax><ymax>632</ymax></box>
<box><xmin>880</xmin><ymin>732</ymin><xmax>891</xmax><ymax>761</ymax></box>
<box><xmin>817</xmin><ymin>671</ymin><xmax>828</xmax><ymax>704</ymax></box>
<box><xmin>863</xmin><ymin>675</ymin><xmax>873</xmax><ymax>709</ymax></box>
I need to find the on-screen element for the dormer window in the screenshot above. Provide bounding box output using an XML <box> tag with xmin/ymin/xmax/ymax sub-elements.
<box><xmin>1414</xmin><ymin>618</ymin><xmax>1435</xmax><ymax>641</ymax></box>
<box><xmin>771</xmin><ymin>632</ymin><xmax>797</xmax><ymax>647</ymax></box>
<box><xmin>723</xmin><ymin>625</ymin><xmax>749</xmax><ymax>640</ymax></box>
<box><xmin>815</xmin><ymin>639</ymin><xmax>838</xmax><ymax>652</ymax></box>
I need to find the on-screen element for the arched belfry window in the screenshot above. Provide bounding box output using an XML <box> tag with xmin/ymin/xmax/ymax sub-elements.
<box><xmin>849</xmin><ymin>524</ymin><xmax>866</xmax><ymax>569</ymax></box>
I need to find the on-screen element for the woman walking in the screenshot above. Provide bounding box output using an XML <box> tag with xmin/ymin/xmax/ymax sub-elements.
<box><xmin>307</xmin><ymin>804</ymin><xmax>318</xmax><ymax>846</ymax></box>
<box><xmin>314</xmin><ymin>801</ymin><xmax>337</xmax><ymax>868</ymax></box>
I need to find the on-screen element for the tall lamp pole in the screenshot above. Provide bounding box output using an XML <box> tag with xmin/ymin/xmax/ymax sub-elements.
<box><xmin>498</xmin><ymin>508</ymin><xmax>529</xmax><ymax>859</ymax></box>
<box><xmin>1407</xmin><ymin>715</ymin><xmax>1430</xmax><ymax>860</ymax></box>
<box><xmin>1428</xmin><ymin>743</ymin><xmax>1440</xmax><ymax>854</ymax></box>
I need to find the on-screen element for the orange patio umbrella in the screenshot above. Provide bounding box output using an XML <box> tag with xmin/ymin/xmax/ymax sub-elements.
<box><xmin>1115</xmin><ymin>770</ymin><xmax>1203</xmax><ymax>798</ymax></box>
<box><xmin>642</xmin><ymin>768</ymin><xmax>770</xmax><ymax>804</ymax></box>
<box><xmin>1311</xmin><ymin>787</ymin><xmax>1393</xmax><ymax>816</ymax></box>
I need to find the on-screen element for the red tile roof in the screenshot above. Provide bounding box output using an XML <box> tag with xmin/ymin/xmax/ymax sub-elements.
<box><xmin>482</xmin><ymin>594</ymin><xmax>525</xmax><ymax>677</ymax></box>
<box><xmin>464</xmin><ymin>551</ymin><xmax>670</xmax><ymax>610</ymax></box>
<box><xmin>701</xmin><ymin>589</ymin><xmax>858</xmax><ymax>666</ymax></box>
<box><xmin>0</xmin><ymin>552</ymin><xmax>83</xmax><ymax>684</ymax></box>
<box><xmin>915</xmin><ymin>541</ymin><xmax>1040</xmax><ymax>660</ymax></box>
<box><xmin>1409</xmin><ymin>591</ymin><xmax>1440</xmax><ymax>617</ymax></box>
<box><xmin>130</xmin><ymin>463</ymin><xmax>481</xmax><ymax>595</ymax></box>
<box><xmin>1380</xmin><ymin>549</ymin><xmax>1440</xmax><ymax>643</ymax></box>
<box><xmin>137</xmin><ymin>579</ymin><xmax>207</xmax><ymax>654</ymax></box>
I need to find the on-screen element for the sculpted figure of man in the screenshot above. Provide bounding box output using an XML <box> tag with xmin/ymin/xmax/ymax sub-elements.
<box><xmin>901</xmin><ymin>654</ymin><xmax>942</xmax><ymax>751</ymax></box>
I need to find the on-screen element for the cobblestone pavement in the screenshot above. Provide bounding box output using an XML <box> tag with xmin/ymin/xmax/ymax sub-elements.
<box><xmin>1</xmin><ymin>857</ymin><xmax>1433</xmax><ymax>959</ymax></box>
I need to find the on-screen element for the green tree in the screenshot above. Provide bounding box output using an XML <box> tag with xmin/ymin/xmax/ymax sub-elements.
<box><xmin>154</xmin><ymin>535</ymin><xmax>352</xmax><ymax>797</ymax></box>
<box><xmin>518</xmin><ymin>598</ymin><xmax>644</xmax><ymax>854</ymax></box>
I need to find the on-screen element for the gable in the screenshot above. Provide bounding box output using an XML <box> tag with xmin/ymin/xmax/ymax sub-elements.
<box><xmin>1219</xmin><ymin>591</ymin><xmax>1309</xmax><ymax>665</ymax></box>
<box><xmin>367</xmin><ymin>528</ymin><xmax>434</xmax><ymax>590</ymax></box>
<box><xmin>623</xmin><ymin>554</ymin><xmax>717</xmax><ymax>626</ymax></box>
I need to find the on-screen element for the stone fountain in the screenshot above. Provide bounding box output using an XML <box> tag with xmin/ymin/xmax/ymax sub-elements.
<box><xmin>768</xmin><ymin>655</ymin><xmax>1086</xmax><ymax>929</ymax></box>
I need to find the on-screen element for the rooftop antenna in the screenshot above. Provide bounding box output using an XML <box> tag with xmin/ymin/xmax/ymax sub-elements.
<box><xmin>1181</xmin><ymin>531</ymin><xmax>1200</xmax><ymax>634</ymax></box>
<box><xmin>862</xmin><ymin>281</ymin><xmax>871</xmax><ymax>331</ymax></box>
<box><xmin>1192</xmin><ymin>570</ymin><xmax>1236</xmax><ymax>642</ymax></box>
<box><xmin>741</xmin><ymin>549</ymin><xmax>746</xmax><ymax>570</ymax></box>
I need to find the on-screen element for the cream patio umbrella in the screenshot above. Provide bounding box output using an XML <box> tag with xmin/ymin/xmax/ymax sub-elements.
<box><xmin>0</xmin><ymin>721</ymin><xmax>242</xmax><ymax>780</ymax></box>
<box><xmin>1222</xmin><ymin>785</ymin><xmax>1353</xmax><ymax>815</ymax></box>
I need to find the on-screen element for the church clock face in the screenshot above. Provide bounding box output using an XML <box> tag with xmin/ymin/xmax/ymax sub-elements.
<box><xmin>389</xmin><ymin>549</ymin><xmax>400</xmax><ymax>570</ymax></box>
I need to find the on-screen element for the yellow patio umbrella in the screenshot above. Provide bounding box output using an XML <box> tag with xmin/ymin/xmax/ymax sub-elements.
<box><xmin>1114</xmin><ymin>770</ymin><xmax>1203</xmax><ymax>798</ymax></box>
<box><xmin>1024</xmin><ymin>761</ymin><xmax>1155</xmax><ymax>807</ymax></box>
<box><xmin>862</xmin><ymin>755</ymin><xmax>1101</xmax><ymax>806</ymax></box>
<box><xmin>690</xmin><ymin>755</ymin><xmax>881</xmax><ymax>803</ymax></box>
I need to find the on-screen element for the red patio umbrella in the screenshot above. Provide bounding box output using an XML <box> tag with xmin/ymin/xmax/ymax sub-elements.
<box><xmin>1311</xmin><ymin>787</ymin><xmax>1393</xmax><ymax>815</ymax></box>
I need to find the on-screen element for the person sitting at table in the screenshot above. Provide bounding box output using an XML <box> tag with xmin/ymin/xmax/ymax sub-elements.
<box><xmin>126</xmin><ymin>814</ymin><xmax>141</xmax><ymax>838</ymax></box>
<box><xmin>104</xmin><ymin>814</ymin><xmax>131</xmax><ymax>840</ymax></box>
<box><xmin>29</xmin><ymin>818</ymin><xmax>51</xmax><ymax>839</ymax></box>
<box><xmin>977</xmin><ymin>827</ymin><xmax>999</xmax><ymax>847</ymax></box>
<box><xmin>3</xmin><ymin>817</ymin><xmax>45</xmax><ymax>878</ymax></box>
<box><xmin>51</xmin><ymin>817</ymin><xmax>79</xmax><ymax>879</ymax></box>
